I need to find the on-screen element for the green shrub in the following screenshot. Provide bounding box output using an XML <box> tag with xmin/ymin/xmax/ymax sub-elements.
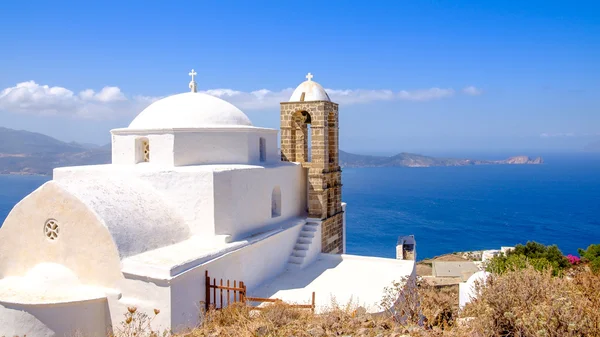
<box><xmin>579</xmin><ymin>244</ymin><xmax>600</xmax><ymax>274</ymax></box>
<box><xmin>485</xmin><ymin>241</ymin><xmax>569</xmax><ymax>276</ymax></box>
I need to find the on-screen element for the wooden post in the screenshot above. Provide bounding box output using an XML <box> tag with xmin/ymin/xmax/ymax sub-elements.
<box><xmin>220</xmin><ymin>278</ymin><xmax>223</xmax><ymax>309</ymax></box>
<box><xmin>227</xmin><ymin>279</ymin><xmax>230</xmax><ymax>306</ymax></box>
<box><xmin>213</xmin><ymin>277</ymin><xmax>216</xmax><ymax>309</ymax></box>
<box><xmin>311</xmin><ymin>292</ymin><xmax>316</xmax><ymax>314</ymax></box>
<box><xmin>205</xmin><ymin>270</ymin><xmax>210</xmax><ymax>311</ymax></box>
<box><xmin>234</xmin><ymin>280</ymin><xmax>237</xmax><ymax>302</ymax></box>
<box><xmin>240</xmin><ymin>281</ymin><xmax>246</xmax><ymax>304</ymax></box>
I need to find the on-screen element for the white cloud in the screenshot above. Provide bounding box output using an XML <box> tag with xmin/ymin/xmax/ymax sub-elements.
<box><xmin>398</xmin><ymin>88</ymin><xmax>455</xmax><ymax>101</ymax></box>
<box><xmin>462</xmin><ymin>86</ymin><xmax>483</xmax><ymax>96</ymax></box>
<box><xmin>328</xmin><ymin>89</ymin><xmax>396</xmax><ymax>104</ymax></box>
<box><xmin>204</xmin><ymin>87</ymin><xmax>455</xmax><ymax>109</ymax></box>
<box><xmin>79</xmin><ymin>86</ymin><xmax>126</xmax><ymax>102</ymax></box>
<box><xmin>201</xmin><ymin>88</ymin><xmax>294</xmax><ymax>110</ymax></box>
<box><xmin>540</xmin><ymin>132</ymin><xmax>576</xmax><ymax>138</ymax></box>
<box><xmin>540</xmin><ymin>132</ymin><xmax>600</xmax><ymax>138</ymax></box>
<box><xmin>0</xmin><ymin>81</ymin><xmax>156</xmax><ymax>119</ymax></box>
<box><xmin>0</xmin><ymin>81</ymin><xmax>474</xmax><ymax>119</ymax></box>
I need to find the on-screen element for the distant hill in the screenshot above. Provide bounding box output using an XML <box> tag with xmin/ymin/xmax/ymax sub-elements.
<box><xmin>0</xmin><ymin>127</ymin><xmax>543</xmax><ymax>175</ymax></box>
<box><xmin>0</xmin><ymin>127</ymin><xmax>110</xmax><ymax>175</ymax></box>
<box><xmin>339</xmin><ymin>150</ymin><xmax>543</xmax><ymax>168</ymax></box>
<box><xmin>0</xmin><ymin>127</ymin><xmax>84</xmax><ymax>154</ymax></box>
<box><xmin>584</xmin><ymin>140</ymin><xmax>600</xmax><ymax>152</ymax></box>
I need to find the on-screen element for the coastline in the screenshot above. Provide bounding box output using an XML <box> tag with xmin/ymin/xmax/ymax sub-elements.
<box><xmin>0</xmin><ymin>172</ymin><xmax>50</xmax><ymax>177</ymax></box>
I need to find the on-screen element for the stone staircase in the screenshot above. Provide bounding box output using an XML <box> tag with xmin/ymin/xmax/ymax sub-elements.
<box><xmin>288</xmin><ymin>222</ymin><xmax>319</xmax><ymax>269</ymax></box>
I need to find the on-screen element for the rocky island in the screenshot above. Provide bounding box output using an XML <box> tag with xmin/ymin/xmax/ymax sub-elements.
<box><xmin>339</xmin><ymin>150</ymin><xmax>543</xmax><ymax>168</ymax></box>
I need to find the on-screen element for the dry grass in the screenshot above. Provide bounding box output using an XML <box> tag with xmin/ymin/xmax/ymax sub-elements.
<box><xmin>185</xmin><ymin>300</ymin><xmax>407</xmax><ymax>337</ymax></box>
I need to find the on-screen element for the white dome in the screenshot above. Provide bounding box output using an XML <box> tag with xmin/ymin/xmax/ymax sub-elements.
<box><xmin>129</xmin><ymin>92</ymin><xmax>252</xmax><ymax>129</ymax></box>
<box><xmin>289</xmin><ymin>79</ymin><xmax>330</xmax><ymax>102</ymax></box>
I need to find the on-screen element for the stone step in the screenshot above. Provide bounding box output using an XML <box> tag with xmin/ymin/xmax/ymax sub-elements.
<box><xmin>300</xmin><ymin>232</ymin><xmax>315</xmax><ymax>238</ymax></box>
<box><xmin>289</xmin><ymin>256</ymin><xmax>303</xmax><ymax>264</ymax></box>
<box><xmin>302</xmin><ymin>225</ymin><xmax>318</xmax><ymax>232</ymax></box>
<box><xmin>287</xmin><ymin>263</ymin><xmax>302</xmax><ymax>270</ymax></box>
<box><xmin>298</xmin><ymin>237</ymin><xmax>312</xmax><ymax>244</ymax></box>
<box><xmin>292</xmin><ymin>250</ymin><xmax>307</xmax><ymax>257</ymax></box>
<box><xmin>294</xmin><ymin>243</ymin><xmax>310</xmax><ymax>250</ymax></box>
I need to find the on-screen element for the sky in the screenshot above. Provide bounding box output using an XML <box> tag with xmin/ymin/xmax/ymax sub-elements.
<box><xmin>0</xmin><ymin>0</ymin><xmax>599</xmax><ymax>155</ymax></box>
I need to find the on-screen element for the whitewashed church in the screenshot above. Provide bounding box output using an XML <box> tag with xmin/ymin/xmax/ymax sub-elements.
<box><xmin>0</xmin><ymin>71</ymin><xmax>416</xmax><ymax>336</ymax></box>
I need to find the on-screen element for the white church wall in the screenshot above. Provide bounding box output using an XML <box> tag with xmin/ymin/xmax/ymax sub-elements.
<box><xmin>173</xmin><ymin>131</ymin><xmax>251</xmax><ymax>165</ymax></box>
<box><xmin>212</xmin><ymin>164</ymin><xmax>306</xmax><ymax>240</ymax></box>
<box><xmin>0</xmin><ymin>182</ymin><xmax>122</xmax><ymax>287</ymax></box>
<box><xmin>245</xmin><ymin>130</ymin><xmax>279</xmax><ymax>164</ymax></box>
<box><xmin>172</xmin><ymin>129</ymin><xmax>278</xmax><ymax>166</ymax></box>
<box><xmin>169</xmin><ymin>219</ymin><xmax>304</xmax><ymax>331</ymax></box>
<box><xmin>111</xmin><ymin>132</ymin><xmax>175</xmax><ymax>166</ymax></box>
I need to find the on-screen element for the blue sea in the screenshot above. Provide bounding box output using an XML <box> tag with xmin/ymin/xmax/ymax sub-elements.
<box><xmin>1</xmin><ymin>153</ymin><xmax>599</xmax><ymax>260</ymax></box>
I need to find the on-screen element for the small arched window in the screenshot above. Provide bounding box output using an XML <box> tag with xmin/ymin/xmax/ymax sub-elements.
<box><xmin>136</xmin><ymin>137</ymin><xmax>150</xmax><ymax>163</ymax></box>
<box><xmin>271</xmin><ymin>186</ymin><xmax>281</xmax><ymax>218</ymax></box>
<box><xmin>259</xmin><ymin>137</ymin><xmax>266</xmax><ymax>162</ymax></box>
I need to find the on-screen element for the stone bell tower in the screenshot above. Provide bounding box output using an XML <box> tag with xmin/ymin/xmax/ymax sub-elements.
<box><xmin>280</xmin><ymin>73</ymin><xmax>344</xmax><ymax>254</ymax></box>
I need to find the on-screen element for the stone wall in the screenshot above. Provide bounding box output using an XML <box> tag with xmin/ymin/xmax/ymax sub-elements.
<box><xmin>280</xmin><ymin>101</ymin><xmax>344</xmax><ymax>254</ymax></box>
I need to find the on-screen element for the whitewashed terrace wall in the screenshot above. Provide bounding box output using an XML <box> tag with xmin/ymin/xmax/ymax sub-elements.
<box><xmin>0</xmin><ymin>300</ymin><xmax>110</xmax><ymax>337</ymax></box>
<box><xmin>136</xmin><ymin>171</ymin><xmax>215</xmax><ymax>237</ymax></box>
<box><xmin>213</xmin><ymin>164</ymin><xmax>306</xmax><ymax>240</ymax></box>
<box><xmin>107</xmin><ymin>277</ymin><xmax>172</xmax><ymax>334</ymax></box>
<box><xmin>342</xmin><ymin>202</ymin><xmax>347</xmax><ymax>254</ymax></box>
<box><xmin>169</xmin><ymin>220</ymin><xmax>304</xmax><ymax>331</ymax></box>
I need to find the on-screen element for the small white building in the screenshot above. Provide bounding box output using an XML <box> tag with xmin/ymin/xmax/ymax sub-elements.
<box><xmin>459</xmin><ymin>271</ymin><xmax>490</xmax><ymax>309</ymax></box>
<box><xmin>0</xmin><ymin>71</ymin><xmax>416</xmax><ymax>336</ymax></box>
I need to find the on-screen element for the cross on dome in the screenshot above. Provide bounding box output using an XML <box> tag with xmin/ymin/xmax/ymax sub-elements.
<box><xmin>305</xmin><ymin>72</ymin><xmax>313</xmax><ymax>82</ymax></box>
<box><xmin>188</xmin><ymin>69</ymin><xmax>198</xmax><ymax>93</ymax></box>
<box><xmin>189</xmin><ymin>69</ymin><xmax>197</xmax><ymax>81</ymax></box>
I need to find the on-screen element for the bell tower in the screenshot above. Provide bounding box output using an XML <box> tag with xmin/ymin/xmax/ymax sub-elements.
<box><xmin>280</xmin><ymin>73</ymin><xmax>344</xmax><ymax>254</ymax></box>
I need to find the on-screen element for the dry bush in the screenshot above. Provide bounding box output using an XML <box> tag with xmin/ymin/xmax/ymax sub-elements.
<box><xmin>381</xmin><ymin>276</ymin><xmax>458</xmax><ymax>330</ymax></box>
<box><xmin>458</xmin><ymin>266</ymin><xmax>600</xmax><ymax>337</ymax></box>
<box><xmin>417</xmin><ymin>282</ymin><xmax>458</xmax><ymax>330</ymax></box>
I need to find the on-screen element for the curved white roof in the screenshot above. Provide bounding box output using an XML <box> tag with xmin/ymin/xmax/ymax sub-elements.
<box><xmin>129</xmin><ymin>92</ymin><xmax>252</xmax><ymax>129</ymax></box>
<box><xmin>56</xmin><ymin>178</ymin><xmax>191</xmax><ymax>258</ymax></box>
<box><xmin>289</xmin><ymin>77</ymin><xmax>331</xmax><ymax>102</ymax></box>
